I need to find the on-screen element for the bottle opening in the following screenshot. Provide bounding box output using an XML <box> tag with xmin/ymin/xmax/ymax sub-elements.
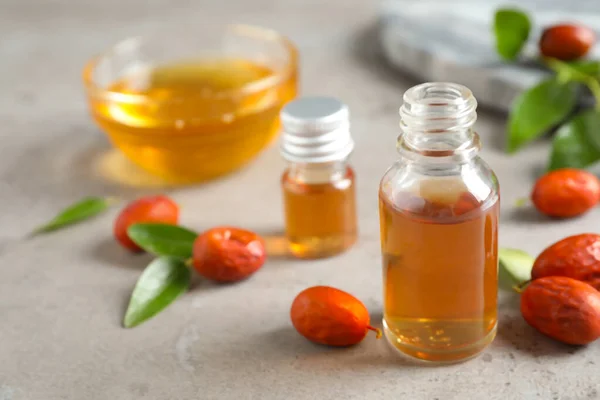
<box><xmin>398</xmin><ymin>82</ymin><xmax>479</xmax><ymax>160</ymax></box>
<box><xmin>404</xmin><ymin>82</ymin><xmax>473</xmax><ymax>105</ymax></box>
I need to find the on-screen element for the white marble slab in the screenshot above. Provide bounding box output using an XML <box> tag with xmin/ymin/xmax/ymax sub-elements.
<box><xmin>379</xmin><ymin>0</ymin><xmax>600</xmax><ymax>111</ymax></box>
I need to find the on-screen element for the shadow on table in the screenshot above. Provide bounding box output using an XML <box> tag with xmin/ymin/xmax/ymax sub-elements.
<box><xmin>264</xmin><ymin>312</ymin><xmax>437</xmax><ymax>369</ymax></box>
<box><xmin>89</xmin><ymin>236</ymin><xmax>154</xmax><ymax>270</ymax></box>
<box><xmin>494</xmin><ymin>313</ymin><xmax>586</xmax><ymax>358</ymax></box>
<box><xmin>505</xmin><ymin>205</ymin><xmax>553</xmax><ymax>224</ymax></box>
<box><xmin>3</xmin><ymin>118</ymin><xmax>247</xmax><ymax>207</ymax></box>
<box><xmin>188</xmin><ymin>309</ymin><xmax>458</xmax><ymax>373</ymax></box>
<box><xmin>4</xmin><ymin>123</ymin><xmax>164</xmax><ymax>198</ymax></box>
<box><xmin>213</xmin><ymin>324</ymin><xmax>422</xmax><ymax>372</ymax></box>
<box><xmin>505</xmin><ymin>204</ymin><xmax>590</xmax><ymax>225</ymax></box>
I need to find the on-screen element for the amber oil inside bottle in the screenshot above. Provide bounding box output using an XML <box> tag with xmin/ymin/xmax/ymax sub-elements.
<box><xmin>380</xmin><ymin>183</ymin><xmax>498</xmax><ymax>362</ymax></box>
<box><xmin>283</xmin><ymin>162</ymin><xmax>357</xmax><ymax>258</ymax></box>
<box><xmin>379</xmin><ymin>83</ymin><xmax>499</xmax><ymax>362</ymax></box>
<box><xmin>280</xmin><ymin>97</ymin><xmax>358</xmax><ymax>259</ymax></box>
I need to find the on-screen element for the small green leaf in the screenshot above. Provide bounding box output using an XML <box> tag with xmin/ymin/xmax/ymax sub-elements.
<box><xmin>507</xmin><ymin>79</ymin><xmax>578</xmax><ymax>153</ymax></box>
<box><xmin>498</xmin><ymin>248</ymin><xmax>534</xmax><ymax>291</ymax></box>
<box><xmin>548</xmin><ymin>110</ymin><xmax>600</xmax><ymax>171</ymax></box>
<box><xmin>493</xmin><ymin>8</ymin><xmax>531</xmax><ymax>61</ymax></box>
<box><xmin>32</xmin><ymin>196</ymin><xmax>115</xmax><ymax>234</ymax></box>
<box><xmin>124</xmin><ymin>256</ymin><xmax>191</xmax><ymax>328</ymax></box>
<box><xmin>127</xmin><ymin>223</ymin><xmax>197</xmax><ymax>258</ymax></box>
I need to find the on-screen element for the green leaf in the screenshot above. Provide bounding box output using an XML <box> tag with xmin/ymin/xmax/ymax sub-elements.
<box><xmin>507</xmin><ymin>79</ymin><xmax>578</xmax><ymax>153</ymax></box>
<box><xmin>498</xmin><ymin>248</ymin><xmax>534</xmax><ymax>291</ymax></box>
<box><xmin>127</xmin><ymin>223</ymin><xmax>197</xmax><ymax>258</ymax></box>
<box><xmin>548</xmin><ymin>110</ymin><xmax>600</xmax><ymax>170</ymax></box>
<box><xmin>32</xmin><ymin>196</ymin><xmax>115</xmax><ymax>234</ymax></box>
<box><xmin>493</xmin><ymin>8</ymin><xmax>531</xmax><ymax>61</ymax></box>
<box><xmin>123</xmin><ymin>257</ymin><xmax>191</xmax><ymax>328</ymax></box>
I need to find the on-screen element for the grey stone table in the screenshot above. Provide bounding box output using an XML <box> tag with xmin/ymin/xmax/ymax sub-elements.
<box><xmin>1</xmin><ymin>0</ymin><xmax>599</xmax><ymax>399</ymax></box>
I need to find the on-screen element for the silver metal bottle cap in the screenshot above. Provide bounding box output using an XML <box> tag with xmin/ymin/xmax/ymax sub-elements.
<box><xmin>280</xmin><ymin>97</ymin><xmax>354</xmax><ymax>163</ymax></box>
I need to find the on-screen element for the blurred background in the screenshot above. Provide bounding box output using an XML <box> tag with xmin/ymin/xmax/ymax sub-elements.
<box><xmin>5</xmin><ymin>0</ymin><xmax>600</xmax><ymax>246</ymax></box>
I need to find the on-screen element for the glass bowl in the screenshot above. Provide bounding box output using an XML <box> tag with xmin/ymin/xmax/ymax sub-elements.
<box><xmin>83</xmin><ymin>24</ymin><xmax>298</xmax><ymax>184</ymax></box>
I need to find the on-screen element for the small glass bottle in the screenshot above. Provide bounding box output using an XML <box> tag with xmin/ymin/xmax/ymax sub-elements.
<box><xmin>280</xmin><ymin>97</ymin><xmax>358</xmax><ymax>259</ymax></box>
<box><xmin>379</xmin><ymin>83</ymin><xmax>499</xmax><ymax>363</ymax></box>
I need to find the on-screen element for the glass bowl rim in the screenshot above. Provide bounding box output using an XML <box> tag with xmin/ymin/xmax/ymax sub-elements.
<box><xmin>82</xmin><ymin>23</ymin><xmax>298</xmax><ymax>105</ymax></box>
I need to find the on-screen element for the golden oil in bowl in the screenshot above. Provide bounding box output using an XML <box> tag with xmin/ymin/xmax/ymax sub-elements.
<box><xmin>83</xmin><ymin>25</ymin><xmax>298</xmax><ymax>184</ymax></box>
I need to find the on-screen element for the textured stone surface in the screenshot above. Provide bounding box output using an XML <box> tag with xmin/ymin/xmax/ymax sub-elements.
<box><xmin>380</xmin><ymin>0</ymin><xmax>600</xmax><ymax>111</ymax></box>
<box><xmin>1</xmin><ymin>0</ymin><xmax>599</xmax><ymax>399</ymax></box>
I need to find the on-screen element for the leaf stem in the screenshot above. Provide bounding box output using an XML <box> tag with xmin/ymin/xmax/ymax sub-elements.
<box><xmin>513</xmin><ymin>279</ymin><xmax>532</xmax><ymax>294</ymax></box>
<box><xmin>512</xmin><ymin>285</ymin><xmax>523</xmax><ymax>294</ymax></box>
<box><xmin>368</xmin><ymin>325</ymin><xmax>382</xmax><ymax>339</ymax></box>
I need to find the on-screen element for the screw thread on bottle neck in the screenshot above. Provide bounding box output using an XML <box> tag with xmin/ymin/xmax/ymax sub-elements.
<box><xmin>398</xmin><ymin>82</ymin><xmax>479</xmax><ymax>160</ymax></box>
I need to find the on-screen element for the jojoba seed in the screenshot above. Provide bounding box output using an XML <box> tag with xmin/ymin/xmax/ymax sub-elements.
<box><xmin>290</xmin><ymin>286</ymin><xmax>381</xmax><ymax>347</ymax></box>
<box><xmin>521</xmin><ymin>276</ymin><xmax>600</xmax><ymax>345</ymax></box>
<box><xmin>539</xmin><ymin>24</ymin><xmax>595</xmax><ymax>61</ymax></box>
<box><xmin>114</xmin><ymin>195</ymin><xmax>179</xmax><ymax>252</ymax></box>
<box><xmin>532</xmin><ymin>233</ymin><xmax>600</xmax><ymax>291</ymax></box>
<box><xmin>192</xmin><ymin>226</ymin><xmax>266</xmax><ymax>282</ymax></box>
<box><xmin>531</xmin><ymin>168</ymin><xmax>600</xmax><ymax>218</ymax></box>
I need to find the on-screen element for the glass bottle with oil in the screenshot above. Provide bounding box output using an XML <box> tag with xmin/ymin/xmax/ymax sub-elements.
<box><xmin>379</xmin><ymin>83</ymin><xmax>499</xmax><ymax>362</ymax></box>
<box><xmin>280</xmin><ymin>97</ymin><xmax>358</xmax><ymax>259</ymax></box>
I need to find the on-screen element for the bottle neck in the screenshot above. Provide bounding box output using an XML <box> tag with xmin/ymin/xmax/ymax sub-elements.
<box><xmin>286</xmin><ymin>160</ymin><xmax>348</xmax><ymax>184</ymax></box>
<box><xmin>397</xmin><ymin>83</ymin><xmax>480</xmax><ymax>164</ymax></box>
